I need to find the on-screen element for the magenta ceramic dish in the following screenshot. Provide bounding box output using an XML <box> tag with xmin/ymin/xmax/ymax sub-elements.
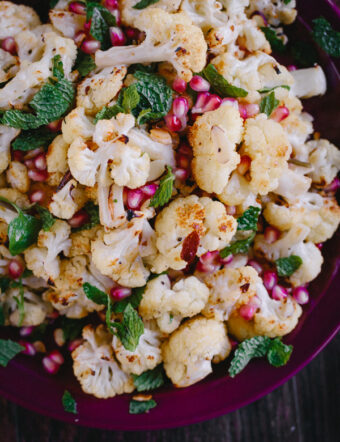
<box><xmin>0</xmin><ymin>0</ymin><xmax>339</xmax><ymax>431</ymax></box>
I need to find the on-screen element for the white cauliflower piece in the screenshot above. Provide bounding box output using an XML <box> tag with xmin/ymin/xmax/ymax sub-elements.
<box><xmin>112</xmin><ymin>320</ymin><xmax>163</xmax><ymax>375</ymax></box>
<box><xmin>282</xmin><ymin>112</ymin><xmax>314</xmax><ymax>152</ymax></box>
<box><xmin>306</xmin><ymin>139</ymin><xmax>340</xmax><ymax>186</ymax></box>
<box><xmin>1</xmin><ymin>286</ymin><xmax>51</xmax><ymax>327</ymax></box>
<box><xmin>120</xmin><ymin>0</ymin><xmax>181</xmax><ymax>26</ymax></box>
<box><xmin>188</xmin><ymin>104</ymin><xmax>243</xmax><ymax>194</ymax></box>
<box><xmin>0</xmin><ymin>48</ymin><xmax>18</xmax><ymax>83</ymax></box>
<box><xmin>228</xmin><ymin>281</ymin><xmax>302</xmax><ymax>340</ymax></box>
<box><xmin>242</xmin><ymin>114</ymin><xmax>292</xmax><ymax>195</ymax></box>
<box><xmin>217</xmin><ymin>171</ymin><xmax>260</xmax><ymax>212</ymax></box>
<box><xmin>76</xmin><ymin>66</ymin><xmax>127</xmax><ymax>115</ymax></box>
<box><xmin>254</xmin><ymin>224</ymin><xmax>324</xmax><ymax>286</ymax></box>
<box><xmin>0</xmin><ymin>32</ymin><xmax>77</xmax><ymax>108</ymax></box>
<box><xmin>91</xmin><ymin>216</ymin><xmax>150</xmax><ymax>288</ymax></box>
<box><xmin>62</xmin><ymin>107</ymin><xmax>95</xmax><ymax>144</ymax></box>
<box><xmin>247</xmin><ymin>0</ymin><xmax>297</xmax><ymax>25</ymax></box>
<box><xmin>0</xmin><ymin>125</ymin><xmax>20</xmax><ymax>174</ymax></box>
<box><xmin>202</xmin><ymin>266</ymin><xmax>261</xmax><ymax>321</ymax></box>
<box><xmin>153</xmin><ymin>195</ymin><xmax>237</xmax><ymax>272</ymax></box>
<box><xmin>139</xmin><ymin>274</ymin><xmax>210</xmax><ymax>333</ymax></box>
<box><xmin>0</xmin><ymin>1</ymin><xmax>40</xmax><ymax>39</ymax></box>
<box><xmin>49</xmin><ymin>9</ymin><xmax>86</xmax><ymax>38</ymax></box>
<box><xmin>72</xmin><ymin>324</ymin><xmax>134</xmax><ymax>398</ymax></box>
<box><xmin>15</xmin><ymin>25</ymin><xmax>54</xmax><ymax>63</ymax></box>
<box><xmin>97</xmin><ymin>183</ymin><xmax>127</xmax><ymax>229</ymax></box>
<box><xmin>66</xmin><ymin>226</ymin><xmax>99</xmax><ymax>258</ymax></box>
<box><xmin>46</xmin><ymin>134</ymin><xmax>69</xmax><ymax>186</ymax></box>
<box><xmin>6</xmin><ymin>161</ymin><xmax>30</xmax><ymax>193</ymax></box>
<box><xmin>0</xmin><ymin>188</ymin><xmax>29</xmax><ymax>224</ymax></box>
<box><xmin>96</xmin><ymin>9</ymin><xmax>207</xmax><ymax>82</ymax></box>
<box><xmin>307</xmin><ymin>198</ymin><xmax>340</xmax><ymax>244</ymax></box>
<box><xmin>49</xmin><ymin>179</ymin><xmax>87</xmax><ymax>220</ymax></box>
<box><xmin>291</xmin><ymin>65</ymin><xmax>327</xmax><ymax>99</ymax></box>
<box><xmin>180</xmin><ymin>0</ymin><xmax>228</xmax><ymax>31</ymax></box>
<box><xmin>0</xmin><ymin>245</ymin><xmax>12</xmax><ymax>276</ymax></box>
<box><xmin>162</xmin><ymin>317</ymin><xmax>231</xmax><ymax>388</ymax></box>
<box><xmin>273</xmin><ymin>167</ymin><xmax>312</xmax><ymax>203</ymax></box>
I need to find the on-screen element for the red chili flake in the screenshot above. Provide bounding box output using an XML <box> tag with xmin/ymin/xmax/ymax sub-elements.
<box><xmin>180</xmin><ymin>231</ymin><xmax>200</xmax><ymax>263</ymax></box>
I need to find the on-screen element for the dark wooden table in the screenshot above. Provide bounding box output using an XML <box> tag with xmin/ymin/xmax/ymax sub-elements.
<box><xmin>1</xmin><ymin>332</ymin><xmax>339</xmax><ymax>442</ymax></box>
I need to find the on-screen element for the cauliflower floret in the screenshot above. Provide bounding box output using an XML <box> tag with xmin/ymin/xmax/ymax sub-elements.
<box><xmin>0</xmin><ymin>48</ymin><xmax>18</xmax><ymax>83</ymax></box>
<box><xmin>72</xmin><ymin>324</ymin><xmax>134</xmax><ymax>398</ymax></box>
<box><xmin>24</xmin><ymin>220</ymin><xmax>71</xmax><ymax>282</ymax></box>
<box><xmin>281</xmin><ymin>112</ymin><xmax>314</xmax><ymax>152</ymax></box>
<box><xmin>254</xmin><ymin>224</ymin><xmax>324</xmax><ymax>286</ymax></box>
<box><xmin>242</xmin><ymin>114</ymin><xmax>292</xmax><ymax>194</ymax></box>
<box><xmin>0</xmin><ymin>222</ymin><xmax>7</xmax><ymax>244</ymax></box>
<box><xmin>228</xmin><ymin>281</ymin><xmax>302</xmax><ymax>340</ymax></box>
<box><xmin>0</xmin><ymin>125</ymin><xmax>20</xmax><ymax>174</ymax></box>
<box><xmin>120</xmin><ymin>0</ymin><xmax>181</xmax><ymax>26</ymax></box>
<box><xmin>62</xmin><ymin>107</ymin><xmax>95</xmax><ymax>144</ymax></box>
<box><xmin>46</xmin><ymin>134</ymin><xmax>69</xmax><ymax>187</ymax></box>
<box><xmin>291</xmin><ymin>65</ymin><xmax>327</xmax><ymax>99</ymax></box>
<box><xmin>217</xmin><ymin>171</ymin><xmax>260</xmax><ymax>212</ymax></box>
<box><xmin>1</xmin><ymin>286</ymin><xmax>51</xmax><ymax>327</ymax></box>
<box><xmin>202</xmin><ymin>266</ymin><xmax>261</xmax><ymax>321</ymax></box>
<box><xmin>307</xmin><ymin>198</ymin><xmax>340</xmax><ymax>244</ymax></box>
<box><xmin>188</xmin><ymin>104</ymin><xmax>243</xmax><ymax>194</ymax></box>
<box><xmin>306</xmin><ymin>139</ymin><xmax>340</xmax><ymax>186</ymax></box>
<box><xmin>0</xmin><ymin>1</ymin><xmax>40</xmax><ymax>39</ymax></box>
<box><xmin>153</xmin><ymin>196</ymin><xmax>237</xmax><ymax>272</ymax></box>
<box><xmin>273</xmin><ymin>167</ymin><xmax>312</xmax><ymax>203</ymax></box>
<box><xmin>76</xmin><ymin>66</ymin><xmax>127</xmax><ymax>115</ymax></box>
<box><xmin>97</xmin><ymin>183</ymin><xmax>127</xmax><ymax>229</ymax></box>
<box><xmin>49</xmin><ymin>179</ymin><xmax>87</xmax><ymax>220</ymax></box>
<box><xmin>180</xmin><ymin>0</ymin><xmax>229</xmax><ymax>31</ymax></box>
<box><xmin>96</xmin><ymin>9</ymin><xmax>207</xmax><ymax>82</ymax></box>
<box><xmin>0</xmin><ymin>245</ymin><xmax>13</xmax><ymax>275</ymax></box>
<box><xmin>112</xmin><ymin>320</ymin><xmax>163</xmax><ymax>375</ymax></box>
<box><xmin>67</xmin><ymin>226</ymin><xmax>100</xmax><ymax>258</ymax></box>
<box><xmin>0</xmin><ymin>188</ymin><xmax>30</xmax><ymax>224</ymax></box>
<box><xmin>6</xmin><ymin>161</ymin><xmax>30</xmax><ymax>193</ymax></box>
<box><xmin>91</xmin><ymin>215</ymin><xmax>150</xmax><ymax>288</ymax></box>
<box><xmin>162</xmin><ymin>317</ymin><xmax>231</xmax><ymax>388</ymax></box>
<box><xmin>49</xmin><ymin>9</ymin><xmax>86</xmax><ymax>38</ymax></box>
<box><xmin>15</xmin><ymin>25</ymin><xmax>54</xmax><ymax>63</ymax></box>
<box><xmin>247</xmin><ymin>0</ymin><xmax>297</xmax><ymax>25</ymax></box>
<box><xmin>0</xmin><ymin>32</ymin><xmax>77</xmax><ymax>108</ymax></box>
<box><xmin>139</xmin><ymin>274</ymin><xmax>210</xmax><ymax>333</ymax></box>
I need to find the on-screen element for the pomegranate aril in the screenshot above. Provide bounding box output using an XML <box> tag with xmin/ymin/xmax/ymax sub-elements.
<box><xmin>34</xmin><ymin>153</ymin><xmax>47</xmax><ymax>171</ymax></box>
<box><xmin>165</xmin><ymin>113</ymin><xmax>182</xmax><ymax>132</ymax></box>
<box><xmin>68</xmin><ymin>1</ymin><xmax>86</xmax><ymax>14</ymax></box>
<box><xmin>82</xmin><ymin>39</ymin><xmax>101</xmax><ymax>54</ymax></box>
<box><xmin>49</xmin><ymin>349</ymin><xmax>64</xmax><ymax>365</ymax></box>
<box><xmin>191</xmin><ymin>92</ymin><xmax>210</xmax><ymax>113</ymax></box>
<box><xmin>287</xmin><ymin>65</ymin><xmax>297</xmax><ymax>71</ymax></box>
<box><xmin>110</xmin><ymin>27</ymin><xmax>126</xmax><ymax>46</ymax></box>
<box><xmin>189</xmin><ymin>75</ymin><xmax>210</xmax><ymax>92</ymax></box>
<box><xmin>174</xmin><ymin>168</ymin><xmax>189</xmax><ymax>180</ymax></box>
<box><xmin>140</xmin><ymin>184</ymin><xmax>158</xmax><ymax>197</ymax></box>
<box><xmin>68</xmin><ymin>209</ymin><xmax>90</xmax><ymax>228</ymax></box>
<box><xmin>8</xmin><ymin>258</ymin><xmax>25</xmax><ymax>279</ymax></box>
<box><xmin>84</xmin><ymin>20</ymin><xmax>91</xmax><ymax>32</ymax></box>
<box><xmin>196</xmin><ymin>251</ymin><xmax>221</xmax><ymax>274</ymax></box>
<box><xmin>247</xmin><ymin>259</ymin><xmax>263</xmax><ymax>274</ymax></box>
<box><xmin>172</xmin><ymin>97</ymin><xmax>189</xmax><ymax>118</ymax></box>
<box><xmin>74</xmin><ymin>30</ymin><xmax>86</xmax><ymax>47</ymax></box>
<box><xmin>239</xmin><ymin>103</ymin><xmax>260</xmax><ymax>119</ymax></box>
<box><xmin>127</xmin><ymin>189</ymin><xmax>145</xmax><ymax>210</ymax></box>
<box><xmin>263</xmin><ymin>270</ymin><xmax>278</xmax><ymax>291</ymax></box>
<box><xmin>105</xmin><ymin>0</ymin><xmax>119</xmax><ymax>9</ymax></box>
<box><xmin>176</xmin><ymin>153</ymin><xmax>190</xmax><ymax>169</ymax></box>
<box><xmin>28</xmin><ymin>169</ymin><xmax>48</xmax><ymax>182</ymax></box>
<box><xmin>324</xmin><ymin>177</ymin><xmax>340</xmax><ymax>193</ymax></box>
<box><xmin>203</xmin><ymin>94</ymin><xmax>222</xmax><ymax>112</ymax></box>
<box><xmin>29</xmin><ymin>189</ymin><xmax>45</xmax><ymax>203</ymax></box>
<box><xmin>1</xmin><ymin>37</ymin><xmax>16</xmax><ymax>55</ymax></box>
<box><xmin>68</xmin><ymin>339</ymin><xmax>83</xmax><ymax>352</ymax></box>
<box><xmin>20</xmin><ymin>326</ymin><xmax>34</xmax><ymax>337</ymax></box>
<box><xmin>271</xmin><ymin>284</ymin><xmax>288</xmax><ymax>300</ymax></box>
<box><xmin>271</xmin><ymin>106</ymin><xmax>290</xmax><ymax>122</ymax></box>
<box><xmin>111</xmin><ymin>9</ymin><xmax>121</xmax><ymax>26</ymax></box>
<box><xmin>47</xmin><ymin>119</ymin><xmax>62</xmax><ymax>132</ymax></box>
<box><xmin>110</xmin><ymin>287</ymin><xmax>132</xmax><ymax>301</ymax></box>
<box><xmin>264</xmin><ymin>226</ymin><xmax>280</xmax><ymax>244</ymax></box>
<box><xmin>54</xmin><ymin>328</ymin><xmax>66</xmax><ymax>347</ymax></box>
<box><xmin>42</xmin><ymin>356</ymin><xmax>60</xmax><ymax>375</ymax></box>
<box><xmin>24</xmin><ymin>159</ymin><xmax>35</xmax><ymax>170</ymax></box>
<box><xmin>316</xmin><ymin>242</ymin><xmax>323</xmax><ymax>250</ymax></box>
<box><xmin>173</xmin><ymin>77</ymin><xmax>187</xmax><ymax>94</ymax></box>
<box><xmin>19</xmin><ymin>341</ymin><xmax>36</xmax><ymax>356</ymax></box>
<box><xmin>292</xmin><ymin>286</ymin><xmax>309</xmax><ymax>304</ymax></box>
<box><xmin>239</xmin><ymin>304</ymin><xmax>256</xmax><ymax>320</ymax></box>
<box><xmin>125</xmin><ymin>27</ymin><xmax>139</xmax><ymax>40</ymax></box>
<box><xmin>237</xmin><ymin>155</ymin><xmax>251</xmax><ymax>175</ymax></box>
<box><xmin>24</xmin><ymin>147</ymin><xmax>44</xmax><ymax>160</ymax></box>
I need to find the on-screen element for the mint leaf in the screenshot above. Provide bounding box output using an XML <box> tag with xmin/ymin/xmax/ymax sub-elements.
<box><xmin>113</xmin><ymin>286</ymin><xmax>145</xmax><ymax>313</ymax></box>
<box><xmin>132</xmin><ymin>365</ymin><xmax>165</xmax><ymax>392</ymax></box>
<box><xmin>12</xmin><ymin>128</ymin><xmax>57</xmax><ymax>151</ymax></box>
<box><xmin>276</xmin><ymin>255</ymin><xmax>303</xmax><ymax>277</ymax></box>
<box><xmin>261</xmin><ymin>27</ymin><xmax>286</xmax><ymax>53</ymax></box>
<box><xmin>133</xmin><ymin>0</ymin><xmax>160</xmax><ymax>9</ymax></box>
<box><xmin>228</xmin><ymin>336</ymin><xmax>271</xmax><ymax>377</ymax></box>
<box><xmin>74</xmin><ymin>51</ymin><xmax>96</xmax><ymax>78</ymax></box>
<box><xmin>62</xmin><ymin>390</ymin><xmax>77</xmax><ymax>414</ymax></box>
<box><xmin>220</xmin><ymin>232</ymin><xmax>256</xmax><ymax>259</ymax></box>
<box><xmin>137</xmin><ymin>108</ymin><xmax>152</xmax><ymax>125</ymax></box>
<box><xmin>94</xmin><ymin>104</ymin><xmax>124</xmax><ymax>123</ymax></box>
<box><xmin>122</xmin><ymin>84</ymin><xmax>140</xmax><ymax>113</ymax></box>
<box><xmin>129</xmin><ymin>399</ymin><xmax>157</xmax><ymax>414</ymax></box>
<box><xmin>74</xmin><ymin>202</ymin><xmax>99</xmax><ymax>231</ymax></box>
<box><xmin>61</xmin><ymin>317</ymin><xmax>88</xmax><ymax>342</ymax></box>
<box><xmin>267</xmin><ymin>338</ymin><xmax>293</xmax><ymax>367</ymax></box>
<box><xmin>0</xmin><ymin>304</ymin><xmax>5</xmax><ymax>326</ymax></box>
<box><xmin>258</xmin><ymin>85</ymin><xmax>290</xmax><ymax>94</ymax></box>
<box><xmin>13</xmin><ymin>278</ymin><xmax>25</xmax><ymax>326</ymax></box>
<box><xmin>150</xmin><ymin>166</ymin><xmax>174</xmax><ymax>208</ymax></box>
<box><xmin>8</xmin><ymin>210</ymin><xmax>41</xmax><ymax>255</ymax></box>
<box><xmin>52</xmin><ymin>54</ymin><xmax>64</xmax><ymax>81</ymax></box>
<box><xmin>237</xmin><ymin>206</ymin><xmax>261</xmax><ymax>231</ymax></box>
<box><xmin>260</xmin><ymin>91</ymin><xmax>279</xmax><ymax>117</ymax></box>
<box><xmin>201</xmin><ymin>64</ymin><xmax>248</xmax><ymax>98</ymax></box>
<box><xmin>0</xmin><ymin>339</ymin><xmax>24</xmax><ymax>367</ymax></box>
<box><xmin>110</xmin><ymin>303</ymin><xmax>144</xmax><ymax>351</ymax></box>
<box><xmin>284</xmin><ymin>0</ymin><xmax>291</xmax><ymax>3</ymax></box>
<box><xmin>83</xmin><ymin>282</ymin><xmax>108</xmax><ymax>306</ymax></box>
<box><xmin>313</xmin><ymin>17</ymin><xmax>340</xmax><ymax>58</ymax></box>
<box><xmin>291</xmin><ymin>40</ymin><xmax>319</xmax><ymax>68</ymax></box>
<box><xmin>88</xmin><ymin>4</ymin><xmax>116</xmax><ymax>49</ymax></box>
<box><xmin>36</xmin><ymin>205</ymin><xmax>56</xmax><ymax>232</ymax></box>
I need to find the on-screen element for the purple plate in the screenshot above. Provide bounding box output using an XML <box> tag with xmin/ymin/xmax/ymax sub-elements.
<box><xmin>0</xmin><ymin>0</ymin><xmax>339</xmax><ymax>430</ymax></box>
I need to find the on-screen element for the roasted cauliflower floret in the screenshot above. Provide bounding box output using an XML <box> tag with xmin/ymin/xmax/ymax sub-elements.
<box><xmin>112</xmin><ymin>320</ymin><xmax>163</xmax><ymax>375</ymax></box>
<box><xmin>76</xmin><ymin>66</ymin><xmax>127</xmax><ymax>115</ymax></box>
<box><xmin>162</xmin><ymin>317</ymin><xmax>231</xmax><ymax>388</ymax></box>
<box><xmin>228</xmin><ymin>281</ymin><xmax>302</xmax><ymax>340</ymax></box>
<box><xmin>120</xmin><ymin>0</ymin><xmax>181</xmax><ymax>26</ymax></box>
<box><xmin>291</xmin><ymin>66</ymin><xmax>327</xmax><ymax>99</ymax></box>
<box><xmin>0</xmin><ymin>1</ymin><xmax>40</xmax><ymax>39</ymax></box>
<box><xmin>188</xmin><ymin>104</ymin><xmax>243</xmax><ymax>194</ymax></box>
<box><xmin>67</xmin><ymin>226</ymin><xmax>100</xmax><ymax>258</ymax></box>
<box><xmin>0</xmin><ymin>126</ymin><xmax>19</xmax><ymax>174</ymax></box>
<box><xmin>202</xmin><ymin>266</ymin><xmax>261</xmax><ymax>321</ymax></box>
<box><xmin>62</xmin><ymin>107</ymin><xmax>95</xmax><ymax>144</ymax></box>
<box><xmin>307</xmin><ymin>198</ymin><xmax>340</xmax><ymax>244</ymax></box>
<box><xmin>6</xmin><ymin>161</ymin><xmax>30</xmax><ymax>193</ymax></box>
<box><xmin>139</xmin><ymin>274</ymin><xmax>210</xmax><ymax>333</ymax></box>
<box><xmin>95</xmin><ymin>9</ymin><xmax>207</xmax><ymax>82</ymax></box>
<box><xmin>217</xmin><ymin>171</ymin><xmax>259</xmax><ymax>212</ymax></box>
<box><xmin>49</xmin><ymin>179</ymin><xmax>87</xmax><ymax>220</ymax></box>
<box><xmin>49</xmin><ymin>9</ymin><xmax>86</xmax><ymax>39</ymax></box>
<box><xmin>241</xmin><ymin>114</ymin><xmax>292</xmax><ymax>194</ymax></box>
<box><xmin>152</xmin><ymin>195</ymin><xmax>237</xmax><ymax>272</ymax></box>
<box><xmin>306</xmin><ymin>139</ymin><xmax>340</xmax><ymax>186</ymax></box>
<box><xmin>0</xmin><ymin>48</ymin><xmax>18</xmax><ymax>83</ymax></box>
<box><xmin>272</xmin><ymin>167</ymin><xmax>312</xmax><ymax>203</ymax></box>
<box><xmin>46</xmin><ymin>135</ymin><xmax>69</xmax><ymax>187</ymax></box>
<box><xmin>247</xmin><ymin>0</ymin><xmax>297</xmax><ymax>25</ymax></box>
<box><xmin>72</xmin><ymin>324</ymin><xmax>134</xmax><ymax>398</ymax></box>
<box><xmin>254</xmin><ymin>224</ymin><xmax>324</xmax><ymax>286</ymax></box>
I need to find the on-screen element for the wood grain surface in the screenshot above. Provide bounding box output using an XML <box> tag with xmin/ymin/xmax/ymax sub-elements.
<box><xmin>1</xmin><ymin>332</ymin><xmax>338</xmax><ymax>442</ymax></box>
